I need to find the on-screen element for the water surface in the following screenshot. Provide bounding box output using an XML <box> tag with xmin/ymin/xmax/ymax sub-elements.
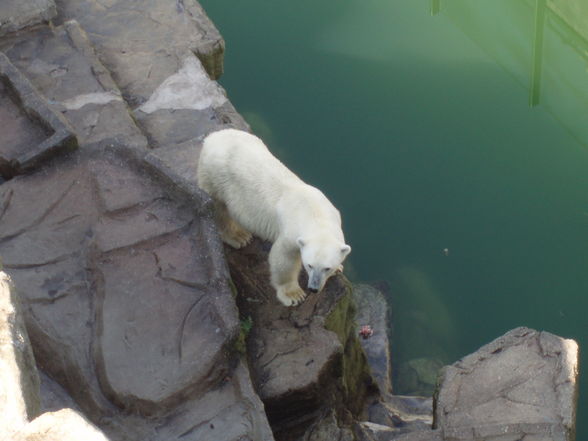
<box><xmin>202</xmin><ymin>0</ymin><xmax>588</xmax><ymax>436</ymax></box>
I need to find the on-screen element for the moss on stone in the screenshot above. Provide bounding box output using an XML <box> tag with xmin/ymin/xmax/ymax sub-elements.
<box><xmin>324</xmin><ymin>277</ymin><xmax>375</xmax><ymax>417</ymax></box>
<box><xmin>233</xmin><ymin>316</ymin><xmax>253</xmax><ymax>355</ymax></box>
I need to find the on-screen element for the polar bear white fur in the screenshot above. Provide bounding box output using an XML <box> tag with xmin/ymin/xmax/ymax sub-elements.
<box><xmin>197</xmin><ymin>129</ymin><xmax>351</xmax><ymax>306</ymax></box>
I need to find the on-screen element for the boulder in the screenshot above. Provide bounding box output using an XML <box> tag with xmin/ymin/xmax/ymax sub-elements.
<box><xmin>226</xmin><ymin>240</ymin><xmax>377</xmax><ymax>441</ymax></box>
<box><xmin>14</xmin><ymin>408</ymin><xmax>109</xmax><ymax>441</ymax></box>
<box><xmin>434</xmin><ymin>327</ymin><xmax>579</xmax><ymax>441</ymax></box>
<box><xmin>0</xmin><ymin>271</ymin><xmax>41</xmax><ymax>438</ymax></box>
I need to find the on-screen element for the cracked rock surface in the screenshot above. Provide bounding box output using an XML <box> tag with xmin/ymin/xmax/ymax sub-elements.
<box><xmin>0</xmin><ymin>148</ymin><xmax>276</xmax><ymax>440</ymax></box>
<box><xmin>434</xmin><ymin>327</ymin><xmax>578</xmax><ymax>441</ymax></box>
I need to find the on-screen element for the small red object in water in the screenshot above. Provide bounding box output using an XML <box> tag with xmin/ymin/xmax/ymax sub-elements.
<box><xmin>359</xmin><ymin>325</ymin><xmax>373</xmax><ymax>339</ymax></box>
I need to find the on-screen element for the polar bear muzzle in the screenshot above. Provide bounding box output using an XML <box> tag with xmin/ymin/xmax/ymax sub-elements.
<box><xmin>307</xmin><ymin>269</ymin><xmax>323</xmax><ymax>293</ymax></box>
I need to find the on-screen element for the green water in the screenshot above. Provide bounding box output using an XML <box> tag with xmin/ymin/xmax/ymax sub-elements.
<box><xmin>201</xmin><ymin>0</ymin><xmax>588</xmax><ymax>435</ymax></box>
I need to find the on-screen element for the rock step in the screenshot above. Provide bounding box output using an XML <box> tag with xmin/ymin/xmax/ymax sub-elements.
<box><xmin>54</xmin><ymin>0</ymin><xmax>248</xmax><ymax>151</ymax></box>
<box><xmin>0</xmin><ymin>20</ymin><xmax>148</xmax><ymax>151</ymax></box>
<box><xmin>0</xmin><ymin>52</ymin><xmax>77</xmax><ymax>179</ymax></box>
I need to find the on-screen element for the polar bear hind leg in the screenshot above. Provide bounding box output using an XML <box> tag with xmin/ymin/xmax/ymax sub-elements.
<box><xmin>213</xmin><ymin>200</ymin><xmax>252</xmax><ymax>249</ymax></box>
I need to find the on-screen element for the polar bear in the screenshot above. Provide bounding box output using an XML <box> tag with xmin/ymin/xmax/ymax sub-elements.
<box><xmin>197</xmin><ymin>128</ymin><xmax>351</xmax><ymax>306</ymax></box>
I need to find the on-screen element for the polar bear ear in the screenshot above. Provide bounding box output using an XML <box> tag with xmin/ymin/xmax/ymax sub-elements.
<box><xmin>296</xmin><ymin>237</ymin><xmax>306</xmax><ymax>249</ymax></box>
<box><xmin>341</xmin><ymin>244</ymin><xmax>351</xmax><ymax>257</ymax></box>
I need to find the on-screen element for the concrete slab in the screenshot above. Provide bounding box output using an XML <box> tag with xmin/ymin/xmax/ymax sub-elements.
<box><xmin>0</xmin><ymin>52</ymin><xmax>77</xmax><ymax>178</ymax></box>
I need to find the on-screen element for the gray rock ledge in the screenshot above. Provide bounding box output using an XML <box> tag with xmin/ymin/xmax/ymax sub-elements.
<box><xmin>434</xmin><ymin>327</ymin><xmax>578</xmax><ymax>441</ymax></box>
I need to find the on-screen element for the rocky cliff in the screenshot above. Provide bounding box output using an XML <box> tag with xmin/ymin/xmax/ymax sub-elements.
<box><xmin>0</xmin><ymin>1</ymin><xmax>580</xmax><ymax>440</ymax></box>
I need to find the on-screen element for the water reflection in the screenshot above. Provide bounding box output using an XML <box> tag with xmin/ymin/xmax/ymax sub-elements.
<box><xmin>437</xmin><ymin>0</ymin><xmax>588</xmax><ymax>144</ymax></box>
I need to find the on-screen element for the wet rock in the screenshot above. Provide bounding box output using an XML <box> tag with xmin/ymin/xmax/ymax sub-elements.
<box><xmin>434</xmin><ymin>327</ymin><xmax>579</xmax><ymax>441</ymax></box>
<box><xmin>353</xmin><ymin>283</ymin><xmax>393</xmax><ymax>395</ymax></box>
<box><xmin>0</xmin><ymin>0</ymin><xmax>56</xmax><ymax>37</ymax></box>
<box><xmin>226</xmin><ymin>239</ymin><xmax>376</xmax><ymax>441</ymax></box>
<box><xmin>1</xmin><ymin>21</ymin><xmax>147</xmax><ymax>151</ymax></box>
<box><xmin>14</xmin><ymin>408</ymin><xmax>110</xmax><ymax>441</ymax></box>
<box><xmin>0</xmin><ymin>271</ymin><xmax>42</xmax><ymax>439</ymax></box>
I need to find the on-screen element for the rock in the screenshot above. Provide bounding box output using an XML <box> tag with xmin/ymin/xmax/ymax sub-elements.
<box><xmin>353</xmin><ymin>283</ymin><xmax>393</xmax><ymax>394</ymax></box>
<box><xmin>355</xmin><ymin>421</ymin><xmax>396</xmax><ymax>441</ymax></box>
<box><xmin>39</xmin><ymin>370</ymin><xmax>81</xmax><ymax>414</ymax></box>
<box><xmin>366</xmin><ymin>395</ymin><xmax>433</xmax><ymax>435</ymax></box>
<box><xmin>302</xmin><ymin>410</ymin><xmax>354</xmax><ymax>441</ymax></box>
<box><xmin>354</xmin><ymin>421</ymin><xmax>442</xmax><ymax>441</ymax></box>
<box><xmin>434</xmin><ymin>327</ymin><xmax>579</xmax><ymax>441</ymax></box>
<box><xmin>0</xmin><ymin>271</ymin><xmax>42</xmax><ymax>438</ymax></box>
<box><xmin>0</xmin><ymin>0</ymin><xmax>56</xmax><ymax>37</ymax></box>
<box><xmin>55</xmin><ymin>0</ymin><xmax>225</xmax><ymax>88</ymax></box>
<box><xmin>53</xmin><ymin>0</ymin><xmax>239</xmax><ymax>150</ymax></box>
<box><xmin>226</xmin><ymin>239</ymin><xmax>377</xmax><ymax>441</ymax></box>
<box><xmin>0</xmin><ymin>52</ymin><xmax>77</xmax><ymax>178</ymax></box>
<box><xmin>0</xmin><ymin>147</ymin><xmax>274</xmax><ymax>441</ymax></box>
<box><xmin>14</xmin><ymin>408</ymin><xmax>110</xmax><ymax>441</ymax></box>
<box><xmin>1</xmin><ymin>21</ymin><xmax>147</xmax><ymax>151</ymax></box>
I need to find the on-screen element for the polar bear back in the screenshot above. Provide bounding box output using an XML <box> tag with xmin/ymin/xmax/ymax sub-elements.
<box><xmin>197</xmin><ymin>129</ymin><xmax>300</xmax><ymax>240</ymax></box>
<box><xmin>197</xmin><ymin>129</ymin><xmax>342</xmax><ymax>244</ymax></box>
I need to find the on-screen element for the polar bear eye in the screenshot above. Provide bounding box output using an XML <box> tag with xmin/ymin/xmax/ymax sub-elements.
<box><xmin>308</xmin><ymin>264</ymin><xmax>313</xmax><ymax>269</ymax></box>
<box><xmin>324</xmin><ymin>267</ymin><xmax>331</xmax><ymax>272</ymax></box>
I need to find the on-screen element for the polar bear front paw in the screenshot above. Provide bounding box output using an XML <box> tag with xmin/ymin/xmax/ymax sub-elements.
<box><xmin>276</xmin><ymin>286</ymin><xmax>307</xmax><ymax>307</ymax></box>
<box><xmin>221</xmin><ymin>228</ymin><xmax>252</xmax><ymax>249</ymax></box>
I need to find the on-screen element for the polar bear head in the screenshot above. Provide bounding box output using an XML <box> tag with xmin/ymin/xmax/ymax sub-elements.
<box><xmin>297</xmin><ymin>236</ymin><xmax>351</xmax><ymax>293</ymax></box>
